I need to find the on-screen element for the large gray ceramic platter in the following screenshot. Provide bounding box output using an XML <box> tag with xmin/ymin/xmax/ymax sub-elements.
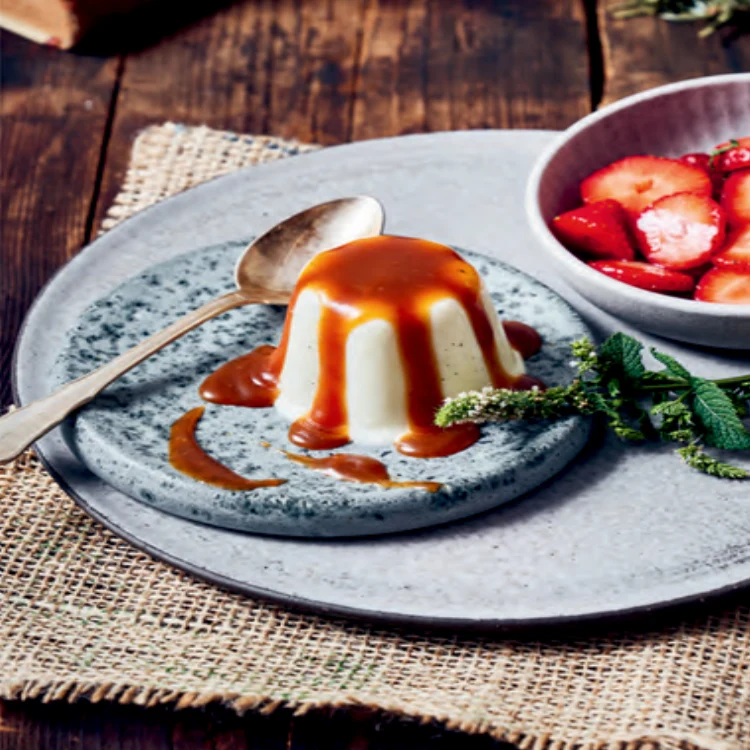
<box><xmin>55</xmin><ymin>245</ymin><xmax>590</xmax><ymax>538</ymax></box>
<box><xmin>15</xmin><ymin>131</ymin><xmax>750</xmax><ymax>628</ymax></box>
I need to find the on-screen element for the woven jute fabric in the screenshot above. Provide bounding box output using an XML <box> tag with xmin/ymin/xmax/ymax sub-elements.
<box><xmin>2</xmin><ymin>123</ymin><xmax>749</xmax><ymax>750</ymax></box>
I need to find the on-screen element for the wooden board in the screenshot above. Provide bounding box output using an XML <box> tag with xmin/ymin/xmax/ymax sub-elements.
<box><xmin>2</xmin><ymin>0</ymin><xmax>749</xmax><ymax>746</ymax></box>
<box><xmin>0</xmin><ymin>700</ymin><xmax>514</xmax><ymax>749</ymax></box>
<box><xmin>92</xmin><ymin>0</ymin><xmax>369</xmax><ymax>229</ymax></box>
<box><xmin>93</xmin><ymin>0</ymin><xmax>590</xmax><ymax>227</ymax></box>
<box><xmin>0</xmin><ymin>31</ymin><xmax>119</xmax><ymax>405</ymax></box>
<box><xmin>599</xmin><ymin>0</ymin><xmax>750</xmax><ymax>104</ymax></box>
<box><xmin>351</xmin><ymin>0</ymin><xmax>591</xmax><ymax>139</ymax></box>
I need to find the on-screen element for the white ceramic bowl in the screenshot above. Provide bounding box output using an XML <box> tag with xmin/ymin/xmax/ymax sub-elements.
<box><xmin>526</xmin><ymin>73</ymin><xmax>750</xmax><ymax>349</ymax></box>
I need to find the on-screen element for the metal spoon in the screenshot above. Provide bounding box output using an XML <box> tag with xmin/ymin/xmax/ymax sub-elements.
<box><xmin>0</xmin><ymin>196</ymin><xmax>385</xmax><ymax>463</ymax></box>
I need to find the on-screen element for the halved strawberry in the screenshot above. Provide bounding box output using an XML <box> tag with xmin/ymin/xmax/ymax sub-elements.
<box><xmin>695</xmin><ymin>267</ymin><xmax>750</xmax><ymax>304</ymax></box>
<box><xmin>711</xmin><ymin>137</ymin><xmax>750</xmax><ymax>173</ymax></box>
<box><xmin>589</xmin><ymin>260</ymin><xmax>695</xmax><ymax>293</ymax></box>
<box><xmin>712</xmin><ymin>224</ymin><xmax>750</xmax><ymax>270</ymax></box>
<box><xmin>633</xmin><ymin>192</ymin><xmax>726</xmax><ymax>270</ymax></box>
<box><xmin>721</xmin><ymin>169</ymin><xmax>750</xmax><ymax>227</ymax></box>
<box><xmin>552</xmin><ymin>200</ymin><xmax>635</xmax><ymax>260</ymax></box>
<box><xmin>581</xmin><ymin>156</ymin><xmax>713</xmax><ymax>217</ymax></box>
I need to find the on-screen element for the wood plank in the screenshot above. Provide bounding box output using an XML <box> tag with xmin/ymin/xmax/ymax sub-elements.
<box><xmin>0</xmin><ymin>700</ymin><xmax>519</xmax><ymax>749</ymax></box>
<box><xmin>350</xmin><ymin>0</ymin><xmax>591</xmax><ymax>140</ymax></box>
<box><xmin>169</xmin><ymin>707</ymin><xmax>289</xmax><ymax>750</ymax></box>
<box><xmin>599</xmin><ymin>0</ymin><xmax>750</xmax><ymax>105</ymax></box>
<box><xmin>285</xmin><ymin>709</ymin><xmax>517</xmax><ymax>750</ymax></box>
<box><xmin>0</xmin><ymin>700</ymin><xmax>171</xmax><ymax>749</ymax></box>
<box><xmin>0</xmin><ymin>32</ymin><xmax>119</xmax><ymax>406</ymax></box>
<box><xmin>0</xmin><ymin>701</ymin><xmax>292</xmax><ymax>749</ymax></box>
<box><xmin>93</xmin><ymin>0</ymin><xmax>367</xmax><ymax>231</ymax></box>
<box><xmin>107</xmin><ymin>0</ymin><xmax>364</xmax><ymax>141</ymax></box>
<box><xmin>93</xmin><ymin>0</ymin><xmax>591</xmax><ymax>231</ymax></box>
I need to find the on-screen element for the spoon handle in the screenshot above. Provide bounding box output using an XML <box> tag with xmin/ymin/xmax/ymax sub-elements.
<box><xmin>0</xmin><ymin>289</ymin><xmax>250</xmax><ymax>464</ymax></box>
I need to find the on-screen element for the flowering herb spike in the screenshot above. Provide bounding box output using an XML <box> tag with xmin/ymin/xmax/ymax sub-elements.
<box><xmin>436</xmin><ymin>333</ymin><xmax>750</xmax><ymax>479</ymax></box>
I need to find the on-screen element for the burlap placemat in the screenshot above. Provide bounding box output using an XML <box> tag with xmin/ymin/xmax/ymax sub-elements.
<box><xmin>2</xmin><ymin>123</ymin><xmax>749</xmax><ymax>750</ymax></box>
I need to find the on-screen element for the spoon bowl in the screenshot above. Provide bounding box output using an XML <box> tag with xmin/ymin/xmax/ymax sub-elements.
<box><xmin>235</xmin><ymin>197</ymin><xmax>385</xmax><ymax>302</ymax></box>
<box><xmin>0</xmin><ymin>196</ymin><xmax>385</xmax><ymax>463</ymax></box>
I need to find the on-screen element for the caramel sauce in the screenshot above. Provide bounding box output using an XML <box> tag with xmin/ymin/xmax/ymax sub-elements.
<box><xmin>200</xmin><ymin>345</ymin><xmax>277</xmax><ymax>407</ymax></box>
<box><xmin>200</xmin><ymin>236</ymin><xmax>543</xmax><ymax>458</ymax></box>
<box><xmin>502</xmin><ymin>320</ymin><xmax>543</xmax><ymax>360</ymax></box>
<box><xmin>511</xmin><ymin>374</ymin><xmax>547</xmax><ymax>392</ymax></box>
<box><xmin>394</xmin><ymin>423</ymin><xmax>481</xmax><ymax>459</ymax></box>
<box><xmin>169</xmin><ymin>407</ymin><xmax>286</xmax><ymax>491</ymax></box>
<box><xmin>264</xmin><ymin>444</ymin><xmax>442</xmax><ymax>492</ymax></box>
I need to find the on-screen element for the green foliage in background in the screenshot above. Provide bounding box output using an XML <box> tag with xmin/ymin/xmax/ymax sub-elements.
<box><xmin>614</xmin><ymin>0</ymin><xmax>750</xmax><ymax>35</ymax></box>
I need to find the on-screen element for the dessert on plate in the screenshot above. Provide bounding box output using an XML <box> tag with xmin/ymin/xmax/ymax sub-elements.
<box><xmin>199</xmin><ymin>235</ymin><xmax>541</xmax><ymax>459</ymax></box>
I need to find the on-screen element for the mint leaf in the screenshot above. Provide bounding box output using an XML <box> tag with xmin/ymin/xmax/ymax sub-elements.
<box><xmin>691</xmin><ymin>378</ymin><xmax>750</xmax><ymax>450</ymax></box>
<box><xmin>600</xmin><ymin>333</ymin><xmax>645</xmax><ymax>381</ymax></box>
<box><xmin>650</xmin><ymin>348</ymin><xmax>691</xmax><ymax>381</ymax></box>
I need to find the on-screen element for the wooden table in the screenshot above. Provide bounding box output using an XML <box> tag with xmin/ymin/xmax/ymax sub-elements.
<box><xmin>1</xmin><ymin>1</ymin><xmax>748</xmax><ymax>747</ymax></box>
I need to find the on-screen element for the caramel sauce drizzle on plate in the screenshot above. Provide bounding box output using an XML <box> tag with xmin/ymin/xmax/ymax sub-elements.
<box><xmin>169</xmin><ymin>407</ymin><xmax>286</xmax><ymax>491</ymax></box>
<box><xmin>261</xmin><ymin>442</ymin><xmax>442</xmax><ymax>493</ymax></box>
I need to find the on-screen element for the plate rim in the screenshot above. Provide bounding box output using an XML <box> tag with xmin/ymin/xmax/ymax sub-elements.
<box><xmin>19</xmin><ymin>444</ymin><xmax>749</xmax><ymax>633</ymax></box>
<box><xmin>12</xmin><ymin>128</ymin><xmax>750</xmax><ymax>632</ymax></box>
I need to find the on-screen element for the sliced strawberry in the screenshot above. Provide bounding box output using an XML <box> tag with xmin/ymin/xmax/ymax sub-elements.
<box><xmin>712</xmin><ymin>224</ymin><xmax>750</xmax><ymax>270</ymax></box>
<box><xmin>721</xmin><ymin>169</ymin><xmax>750</xmax><ymax>227</ymax></box>
<box><xmin>679</xmin><ymin>152</ymin><xmax>711</xmax><ymax>171</ymax></box>
<box><xmin>711</xmin><ymin>137</ymin><xmax>750</xmax><ymax>173</ymax></box>
<box><xmin>581</xmin><ymin>156</ymin><xmax>713</xmax><ymax>217</ymax></box>
<box><xmin>633</xmin><ymin>192</ymin><xmax>726</xmax><ymax>270</ymax></box>
<box><xmin>589</xmin><ymin>260</ymin><xmax>695</xmax><ymax>293</ymax></box>
<box><xmin>683</xmin><ymin>262</ymin><xmax>713</xmax><ymax>279</ymax></box>
<box><xmin>551</xmin><ymin>200</ymin><xmax>635</xmax><ymax>260</ymax></box>
<box><xmin>679</xmin><ymin>152</ymin><xmax>724</xmax><ymax>195</ymax></box>
<box><xmin>695</xmin><ymin>267</ymin><xmax>750</xmax><ymax>304</ymax></box>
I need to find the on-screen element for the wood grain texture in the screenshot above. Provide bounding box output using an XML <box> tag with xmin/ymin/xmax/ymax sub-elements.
<box><xmin>2</xmin><ymin>0</ymin><xmax>750</xmax><ymax>746</ymax></box>
<box><xmin>0</xmin><ymin>32</ymin><xmax>119</xmax><ymax>405</ymax></box>
<box><xmin>0</xmin><ymin>701</ymin><xmax>517</xmax><ymax>749</ymax></box>
<box><xmin>350</xmin><ymin>0</ymin><xmax>591</xmax><ymax>139</ymax></box>
<box><xmin>0</xmin><ymin>699</ymin><xmax>171</xmax><ymax>749</ymax></box>
<box><xmin>599</xmin><ymin>0</ymin><xmax>750</xmax><ymax>105</ymax></box>
<box><xmin>92</xmin><ymin>0</ymin><xmax>367</xmax><ymax>230</ymax></box>
<box><xmin>93</xmin><ymin>0</ymin><xmax>590</xmax><ymax>228</ymax></box>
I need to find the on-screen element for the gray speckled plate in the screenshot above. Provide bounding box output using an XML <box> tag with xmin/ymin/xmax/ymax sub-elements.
<box><xmin>55</xmin><ymin>244</ymin><xmax>590</xmax><ymax>537</ymax></box>
<box><xmin>14</xmin><ymin>130</ymin><xmax>750</xmax><ymax>628</ymax></box>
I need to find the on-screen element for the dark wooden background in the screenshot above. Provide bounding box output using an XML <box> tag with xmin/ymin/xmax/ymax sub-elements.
<box><xmin>1</xmin><ymin>0</ymin><xmax>748</xmax><ymax>747</ymax></box>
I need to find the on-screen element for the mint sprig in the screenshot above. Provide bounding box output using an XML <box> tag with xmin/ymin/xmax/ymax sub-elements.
<box><xmin>435</xmin><ymin>333</ymin><xmax>750</xmax><ymax>479</ymax></box>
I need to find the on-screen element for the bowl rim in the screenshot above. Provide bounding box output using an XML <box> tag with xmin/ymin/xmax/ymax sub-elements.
<box><xmin>525</xmin><ymin>72</ymin><xmax>750</xmax><ymax>319</ymax></box>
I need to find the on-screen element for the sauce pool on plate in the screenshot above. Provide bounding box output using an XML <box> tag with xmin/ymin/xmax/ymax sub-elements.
<box><xmin>263</xmin><ymin>442</ymin><xmax>443</xmax><ymax>492</ymax></box>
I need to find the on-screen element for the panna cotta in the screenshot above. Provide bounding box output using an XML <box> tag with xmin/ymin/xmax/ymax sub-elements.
<box><xmin>200</xmin><ymin>236</ymin><xmax>534</xmax><ymax>458</ymax></box>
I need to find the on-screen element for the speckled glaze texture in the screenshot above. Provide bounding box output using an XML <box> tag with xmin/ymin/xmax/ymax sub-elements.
<box><xmin>16</xmin><ymin>130</ymin><xmax>750</xmax><ymax>626</ymax></box>
<box><xmin>527</xmin><ymin>74</ymin><xmax>750</xmax><ymax>349</ymax></box>
<box><xmin>55</xmin><ymin>243</ymin><xmax>590</xmax><ymax>537</ymax></box>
